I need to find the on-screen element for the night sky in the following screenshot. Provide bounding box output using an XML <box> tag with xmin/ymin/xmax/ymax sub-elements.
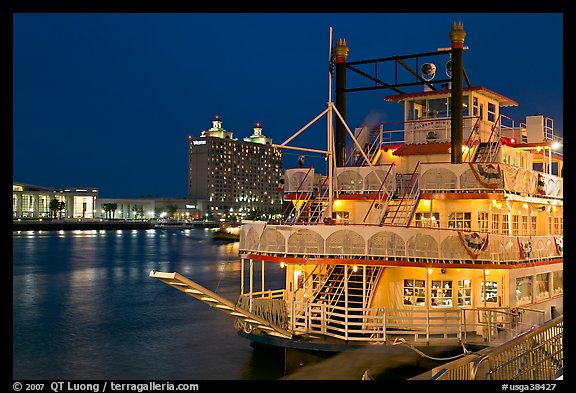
<box><xmin>12</xmin><ymin>13</ymin><xmax>563</xmax><ymax>198</ymax></box>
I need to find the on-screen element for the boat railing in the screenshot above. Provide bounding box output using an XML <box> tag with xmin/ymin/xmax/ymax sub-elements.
<box><xmin>242</xmin><ymin>222</ymin><xmax>563</xmax><ymax>265</ymax></box>
<box><xmin>431</xmin><ymin>315</ymin><xmax>563</xmax><ymax>380</ymax></box>
<box><xmin>362</xmin><ymin>163</ymin><xmax>396</xmax><ymax>223</ymax></box>
<box><xmin>287</xmin><ymin>301</ymin><xmax>551</xmax><ymax>345</ymax></box>
<box><xmin>463</xmin><ymin>116</ymin><xmax>482</xmax><ymax>162</ymax></box>
<box><xmin>239</xmin><ymin>288</ymin><xmax>285</xmax><ymax>300</ymax></box>
<box><xmin>288</xmin><ymin>301</ymin><xmax>463</xmax><ymax>343</ymax></box>
<box><xmin>463</xmin><ymin>307</ymin><xmax>545</xmax><ymax>343</ymax></box>
<box><xmin>281</xmin><ymin>166</ymin><xmax>314</xmax><ymax>223</ymax></box>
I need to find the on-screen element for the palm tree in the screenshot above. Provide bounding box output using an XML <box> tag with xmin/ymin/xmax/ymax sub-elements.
<box><xmin>49</xmin><ymin>198</ymin><xmax>60</xmax><ymax>219</ymax></box>
<box><xmin>102</xmin><ymin>203</ymin><xmax>112</xmax><ymax>219</ymax></box>
<box><xmin>111</xmin><ymin>203</ymin><xmax>118</xmax><ymax>219</ymax></box>
<box><xmin>57</xmin><ymin>201</ymin><xmax>65</xmax><ymax>219</ymax></box>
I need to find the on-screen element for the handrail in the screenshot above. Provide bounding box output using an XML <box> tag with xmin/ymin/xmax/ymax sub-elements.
<box><xmin>463</xmin><ymin>115</ymin><xmax>481</xmax><ymax>162</ymax></box>
<box><xmin>386</xmin><ymin>161</ymin><xmax>421</xmax><ymax>226</ymax></box>
<box><xmin>363</xmin><ymin>163</ymin><xmax>395</xmax><ymax>223</ymax></box>
<box><xmin>281</xmin><ymin>166</ymin><xmax>314</xmax><ymax>224</ymax></box>
<box><xmin>470</xmin><ymin>315</ymin><xmax>563</xmax><ymax>380</ymax></box>
<box><xmin>305</xmin><ymin>175</ymin><xmax>330</xmax><ymax>224</ymax></box>
<box><xmin>482</xmin><ymin>114</ymin><xmax>504</xmax><ymax>163</ymax></box>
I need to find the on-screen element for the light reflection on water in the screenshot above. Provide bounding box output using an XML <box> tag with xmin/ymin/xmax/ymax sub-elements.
<box><xmin>13</xmin><ymin>228</ymin><xmax>440</xmax><ymax>381</ymax></box>
<box><xmin>13</xmin><ymin>229</ymin><xmax>285</xmax><ymax>380</ymax></box>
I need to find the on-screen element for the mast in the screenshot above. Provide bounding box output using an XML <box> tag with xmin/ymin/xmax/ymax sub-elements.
<box><xmin>327</xmin><ymin>27</ymin><xmax>334</xmax><ymax>218</ymax></box>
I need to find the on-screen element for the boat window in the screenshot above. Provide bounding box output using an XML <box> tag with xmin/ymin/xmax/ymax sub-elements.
<box><xmin>530</xmin><ymin>216</ymin><xmax>537</xmax><ymax>235</ymax></box>
<box><xmin>431</xmin><ymin>280</ymin><xmax>453</xmax><ymax>307</ymax></box>
<box><xmin>553</xmin><ymin>217</ymin><xmax>563</xmax><ymax>235</ymax></box>
<box><xmin>487</xmin><ymin>102</ymin><xmax>496</xmax><ymax>122</ymax></box>
<box><xmin>462</xmin><ymin>96</ymin><xmax>470</xmax><ymax>117</ymax></box>
<box><xmin>502</xmin><ymin>215</ymin><xmax>510</xmax><ymax>235</ymax></box>
<box><xmin>481</xmin><ymin>280</ymin><xmax>498</xmax><ymax>303</ymax></box>
<box><xmin>415</xmin><ymin>212</ymin><xmax>440</xmax><ymax>228</ymax></box>
<box><xmin>407</xmin><ymin>102</ymin><xmax>423</xmax><ymax>120</ymax></box>
<box><xmin>535</xmin><ymin>273</ymin><xmax>551</xmax><ymax>301</ymax></box>
<box><xmin>491</xmin><ymin>213</ymin><xmax>500</xmax><ymax>234</ymax></box>
<box><xmin>447</xmin><ymin>212</ymin><xmax>471</xmax><ymax>229</ymax></box>
<box><xmin>403</xmin><ymin>279</ymin><xmax>426</xmax><ymax>307</ymax></box>
<box><xmin>512</xmin><ymin>215</ymin><xmax>520</xmax><ymax>235</ymax></box>
<box><xmin>332</xmin><ymin>211</ymin><xmax>349</xmax><ymax>225</ymax></box>
<box><xmin>458</xmin><ymin>279</ymin><xmax>472</xmax><ymax>307</ymax></box>
<box><xmin>552</xmin><ymin>271</ymin><xmax>563</xmax><ymax>296</ymax></box>
<box><xmin>516</xmin><ymin>276</ymin><xmax>533</xmax><ymax>306</ymax></box>
<box><xmin>425</xmin><ymin>98</ymin><xmax>450</xmax><ymax>118</ymax></box>
<box><xmin>521</xmin><ymin>216</ymin><xmax>529</xmax><ymax>235</ymax></box>
<box><xmin>477</xmin><ymin>212</ymin><xmax>489</xmax><ymax>232</ymax></box>
<box><xmin>473</xmin><ymin>97</ymin><xmax>479</xmax><ymax>117</ymax></box>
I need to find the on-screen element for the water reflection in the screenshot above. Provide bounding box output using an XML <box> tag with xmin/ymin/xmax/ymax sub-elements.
<box><xmin>13</xmin><ymin>229</ymin><xmax>287</xmax><ymax>380</ymax></box>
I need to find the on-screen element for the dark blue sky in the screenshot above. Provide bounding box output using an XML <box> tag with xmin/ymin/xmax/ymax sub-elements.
<box><xmin>13</xmin><ymin>13</ymin><xmax>563</xmax><ymax>198</ymax></box>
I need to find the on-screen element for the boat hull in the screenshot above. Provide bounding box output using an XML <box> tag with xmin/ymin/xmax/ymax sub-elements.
<box><xmin>241</xmin><ymin>330</ymin><xmax>486</xmax><ymax>378</ymax></box>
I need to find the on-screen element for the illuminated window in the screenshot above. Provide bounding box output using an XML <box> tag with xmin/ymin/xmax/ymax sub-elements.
<box><xmin>515</xmin><ymin>276</ymin><xmax>533</xmax><ymax>306</ymax></box>
<box><xmin>403</xmin><ymin>279</ymin><xmax>426</xmax><ymax>307</ymax></box>
<box><xmin>535</xmin><ymin>273</ymin><xmax>550</xmax><ymax>301</ymax></box>
<box><xmin>415</xmin><ymin>212</ymin><xmax>440</xmax><ymax>228</ymax></box>
<box><xmin>491</xmin><ymin>213</ymin><xmax>500</xmax><ymax>234</ymax></box>
<box><xmin>431</xmin><ymin>280</ymin><xmax>452</xmax><ymax>307</ymax></box>
<box><xmin>502</xmin><ymin>215</ymin><xmax>509</xmax><ymax>235</ymax></box>
<box><xmin>521</xmin><ymin>216</ymin><xmax>529</xmax><ymax>235</ymax></box>
<box><xmin>448</xmin><ymin>212</ymin><xmax>471</xmax><ymax>229</ymax></box>
<box><xmin>458</xmin><ymin>279</ymin><xmax>472</xmax><ymax>307</ymax></box>
<box><xmin>552</xmin><ymin>271</ymin><xmax>563</xmax><ymax>295</ymax></box>
<box><xmin>481</xmin><ymin>280</ymin><xmax>498</xmax><ymax>303</ymax></box>
<box><xmin>512</xmin><ymin>215</ymin><xmax>520</xmax><ymax>235</ymax></box>
<box><xmin>477</xmin><ymin>212</ymin><xmax>489</xmax><ymax>232</ymax></box>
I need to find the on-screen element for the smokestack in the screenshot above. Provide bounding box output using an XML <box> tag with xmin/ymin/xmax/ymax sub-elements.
<box><xmin>335</xmin><ymin>38</ymin><xmax>349</xmax><ymax>167</ymax></box>
<box><xmin>449</xmin><ymin>21</ymin><xmax>466</xmax><ymax>164</ymax></box>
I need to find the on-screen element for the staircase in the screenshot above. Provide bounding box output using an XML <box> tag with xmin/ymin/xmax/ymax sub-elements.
<box><xmin>312</xmin><ymin>265</ymin><xmax>383</xmax><ymax>333</ymax></box>
<box><xmin>379</xmin><ymin>163</ymin><xmax>421</xmax><ymax>227</ymax></box>
<box><xmin>472</xmin><ymin>141</ymin><xmax>500</xmax><ymax>163</ymax></box>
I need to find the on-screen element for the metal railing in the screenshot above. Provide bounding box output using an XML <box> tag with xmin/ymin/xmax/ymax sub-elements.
<box><xmin>431</xmin><ymin>315</ymin><xmax>563</xmax><ymax>380</ymax></box>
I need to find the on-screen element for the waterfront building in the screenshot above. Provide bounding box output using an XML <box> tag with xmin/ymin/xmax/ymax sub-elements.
<box><xmin>13</xmin><ymin>182</ymin><xmax>99</xmax><ymax>219</ymax></box>
<box><xmin>94</xmin><ymin>197</ymin><xmax>203</xmax><ymax>220</ymax></box>
<box><xmin>187</xmin><ymin>116</ymin><xmax>283</xmax><ymax>220</ymax></box>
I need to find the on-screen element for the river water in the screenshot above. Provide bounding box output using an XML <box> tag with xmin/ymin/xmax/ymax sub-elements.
<box><xmin>13</xmin><ymin>228</ymin><xmax>288</xmax><ymax>380</ymax></box>
<box><xmin>13</xmin><ymin>228</ymin><xmax>444</xmax><ymax>381</ymax></box>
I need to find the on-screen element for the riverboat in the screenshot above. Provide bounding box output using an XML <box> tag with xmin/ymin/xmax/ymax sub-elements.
<box><xmin>211</xmin><ymin>225</ymin><xmax>241</xmax><ymax>242</ymax></box>
<box><xmin>150</xmin><ymin>22</ymin><xmax>563</xmax><ymax>376</ymax></box>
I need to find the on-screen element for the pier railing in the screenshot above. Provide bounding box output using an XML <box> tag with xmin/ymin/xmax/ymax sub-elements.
<box><xmin>431</xmin><ymin>315</ymin><xmax>563</xmax><ymax>380</ymax></box>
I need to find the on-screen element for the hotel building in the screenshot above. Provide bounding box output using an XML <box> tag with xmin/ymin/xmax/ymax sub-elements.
<box><xmin>188</xmin><ymin>116</ymin><xmax>283</xmax><ymax>220</ymax></box>
<box><xmin>13</xmin><ymin>182</ymin><xmax>99</xmax><ymax>219</ymax></box>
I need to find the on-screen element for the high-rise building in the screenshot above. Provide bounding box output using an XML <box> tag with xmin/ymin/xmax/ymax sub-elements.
<box><xmin>187</xmin><ymin>116</ymin><xmax>283</xmax><ymax>220</ymax></box>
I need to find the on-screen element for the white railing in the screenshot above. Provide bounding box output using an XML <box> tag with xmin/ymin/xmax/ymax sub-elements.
<box><xmin>288</xmin><ymin>301</ymin><xmax>462</xmax><ymax>343</ymax></box>
<box><xmin>282</xmin><ymin>302</ymin><xmax>546</xmax><ymax>345</ymax></box>
<box><xmin>241</xmin><ymin>222</ymin><xmax>563</xmax><ymax>265</ymax></box>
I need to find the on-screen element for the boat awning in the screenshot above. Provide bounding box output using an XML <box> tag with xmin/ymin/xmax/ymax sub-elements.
<box><xmin>149</xmin><ymin>271</ymin><xmax>292</xmax><ymax>339</ymax></box>
<box><xmin>392</xmin><ymin>142</ymin><xmax>451</xmax><ymax>156</ymax></box>
<box><xmin>384</xmin><ymin>86</ymin><xmax>518</xmax><ymax>107</ymax></box>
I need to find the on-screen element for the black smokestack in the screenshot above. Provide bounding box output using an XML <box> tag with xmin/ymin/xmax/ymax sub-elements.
<box><xmin>335</xmin><ymin>38</ymin><xmax>349</xmax><ymax>167</ymax></box>
<box><xmin>449</xmin><ymin>22</ymin><xmax>466</xmax><ymax>164</ymax></box>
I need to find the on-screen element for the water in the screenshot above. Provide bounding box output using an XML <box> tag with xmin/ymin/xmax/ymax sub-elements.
<box><xmin>13</xmin><ymin>229</ymin><xmax>285</xmax><ymax>380</ymax></box>
<box><xmin>13</xmin><ymin>229</ymin><xmax>449</xmax><ymax>381</ymax></box>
